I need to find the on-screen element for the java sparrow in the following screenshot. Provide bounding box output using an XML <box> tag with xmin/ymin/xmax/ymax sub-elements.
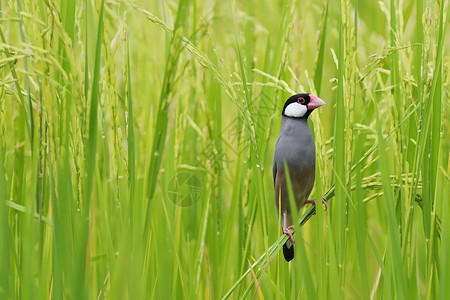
<box><xmin>272</xmin><ymin>93</ymin><xmax>327</xmax><ymax>262</ymax></box>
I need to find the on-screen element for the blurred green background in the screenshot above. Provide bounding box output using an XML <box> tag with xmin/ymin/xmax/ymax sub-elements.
<box><xmin>0</xmin><ymin>0</ymin><xmax>449</xmax><ymax>299</ymax></box>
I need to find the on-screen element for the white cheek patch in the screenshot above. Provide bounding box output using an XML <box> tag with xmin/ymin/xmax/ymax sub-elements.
<box><xmin>284</xmin><ymin>102</ymin><xmax>307</xmax><ymax>118</ymax></box>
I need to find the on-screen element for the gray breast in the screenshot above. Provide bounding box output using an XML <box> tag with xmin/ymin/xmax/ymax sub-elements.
<box><xmin>273</xmin><ymin>117</ymin><xmax>316</xmax><ymax>169</ymax></box>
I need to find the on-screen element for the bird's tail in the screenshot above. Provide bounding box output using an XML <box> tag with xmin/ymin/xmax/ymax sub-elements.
<box><xmin>283</xmin><ymin>240</ymin><xmax>294</xmax><ymax>262</ymax></box>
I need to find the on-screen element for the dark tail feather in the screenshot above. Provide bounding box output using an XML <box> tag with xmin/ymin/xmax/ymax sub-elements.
<box><xmin>283</xmin><ymin>240</ymin><xmax>294</xmax><ymax>262</ymax></box>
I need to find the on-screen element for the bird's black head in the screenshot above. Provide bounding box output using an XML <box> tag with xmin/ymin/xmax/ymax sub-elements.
<box><xmin>282</xmin><ymin>93</ymin><xmax>325</xmax><ymax>119</ymax></box>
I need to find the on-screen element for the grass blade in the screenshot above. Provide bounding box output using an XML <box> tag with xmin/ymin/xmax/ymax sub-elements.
<box><xmin>144</xmin><ymin>0</ymin><xmax>191</xmax><ymax>227</ymax></box>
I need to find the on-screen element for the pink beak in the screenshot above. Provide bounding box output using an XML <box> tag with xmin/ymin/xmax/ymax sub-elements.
<box><xmin>307</xmin><ymin>94</ymin><xmax>326</xmax><ymax>110</ymax></box>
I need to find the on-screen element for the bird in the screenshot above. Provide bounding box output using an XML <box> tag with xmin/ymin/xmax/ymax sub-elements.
<box><xmin>272</xmin><ymin>93</ymin><xmax>327</xmax><ymax>262</ymax></box>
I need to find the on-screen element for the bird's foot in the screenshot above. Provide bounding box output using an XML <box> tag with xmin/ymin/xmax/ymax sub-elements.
<box><xmin>305</xmin><ymin>196</ymin><xmax>328</xmax><ymax>211</ymax></box>
<box><xmin>283</xmin><ymin>225</ymin><xmax>295</xmax><ymax>244</ymax></box>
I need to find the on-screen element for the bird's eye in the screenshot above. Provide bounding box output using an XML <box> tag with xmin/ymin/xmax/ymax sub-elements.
<box><xmin>298</xmin><ymin>97</ymin><xmax>306</xmax><ymax>104</ymax></box>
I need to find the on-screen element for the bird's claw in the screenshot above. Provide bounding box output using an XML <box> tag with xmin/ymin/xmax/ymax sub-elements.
<box><xmin>320</xmin><ymin>196</ymin><xmax>328</xmax><ymax>211</ymax></box>
<box><xmin>305</xmin><ymin>196</ymin><xmax>328</xmax><ymax>211</ymax></box>
<box><xmin>283</xmin><ymin>225</ymin><xmax>295</xmax><ymax>244</ymax></box>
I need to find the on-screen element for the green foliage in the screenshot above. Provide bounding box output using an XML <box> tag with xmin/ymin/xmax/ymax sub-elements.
<box><xmin>0</xmin><ymin>0</ymin><xmax>448</xmax><ymax>298</ymax></box>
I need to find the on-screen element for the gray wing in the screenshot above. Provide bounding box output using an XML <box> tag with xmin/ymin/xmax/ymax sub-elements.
<box><xmin>272</xmin><ymin>160</ymin><xmax>277</xmax><ymax>186</ymax></box>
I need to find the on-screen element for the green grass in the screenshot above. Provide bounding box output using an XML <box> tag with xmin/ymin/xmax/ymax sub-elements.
<box><xmin>0</xmin><ymin>0</ymin><xmax>449</xmax><ymax>298</ymax></box>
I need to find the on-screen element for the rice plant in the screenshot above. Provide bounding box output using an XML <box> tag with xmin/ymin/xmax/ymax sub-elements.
<box><xmin>0</xmin><ymin>0</ymin><xmax>448</xmax><ymax>298</ymax></box>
